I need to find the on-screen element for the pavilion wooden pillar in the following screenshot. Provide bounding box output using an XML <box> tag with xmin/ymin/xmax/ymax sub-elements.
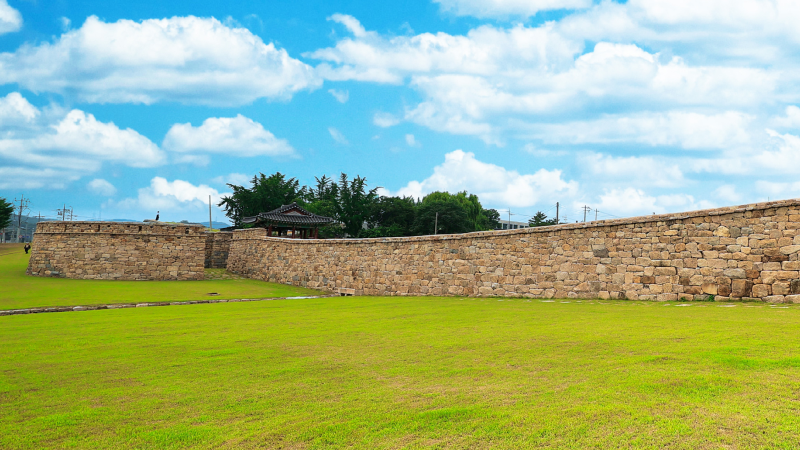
<box><xmin>267</xmin><ymin>225</ymin><xmax>272</xmax><ymax>237</ymax></box>
<box><xmin>314</xmin><ymin>227</ymin><xmax>318</xmax><ymax>239</ymax></box>
<box><xmin>292</xmin><ymin>225</ymin><xmax>296</xmax><ymax>239</ymax></box>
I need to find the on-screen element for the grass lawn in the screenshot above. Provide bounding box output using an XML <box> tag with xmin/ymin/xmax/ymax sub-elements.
<box><xmin>0</xmin><ymin>244</ymin><xmax>322</xmax><ymax>310</ymax></box>
<box><xmin>3</xmin><ymin>293</ymin><xmax>800</xmax><ymax>448</ymax></box>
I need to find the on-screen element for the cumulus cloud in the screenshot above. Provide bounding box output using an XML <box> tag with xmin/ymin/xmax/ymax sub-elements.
<box><xmin>434</xmin><ymin>0</ymin><xmax>591</xmax><ymax>18</ymax></box>
<box><xmin>0</xmin><ymin>92</ymin><xmax>166</xmax><ymax>189</ymax></box>
<box><xmin>771</xmin><ymin>106</ymin><xmax>800</xmax><ymax>129</ymax></box>
<box><xmin>593</xmin><ymin>188</ymin><xmax>714</xmax><ymax>216</ymax></box>
<box><xmin>0</xmin><ymin>91</ymin><xmax>39</xmax><ymax>124</ymax></box>
<box><xmin>579</xmin><ymin>153</ymin><xmax>686</xmax><ymax>189</ymax></box>
<box><xmin>0</xmin><ymin>92</ymin><xmax>164</xmax><ymax>180</ymax></box>
<box><xmin>328</xmin><ymin>127</ymin><xmax>349</xmax><ymax>145</ymax></box>
<box><xmin>311</xmin><ymin>18</ymin><xmax>775</xmax><ymax>144</ymax></box>
<box><xmin>532</xmin><ymin>111</ymin><xmax>754</xmax><ymax>150</ymax></box>
<box><xmin>87</xmin><ymin>178</ymin><xmax>117</xmax><ymax>196</ymax></box>
<box><xmin>163</xmin><ymin>114</ymin><xmax>296</xmax><ymax>159</ymax></box>
<box><xmin>405</xmin><ymin>134</ymin><xmax>419</xmax><ymax>147</ymax></box>
<box><xmin>386</xmin><ymin>149</ymin><xmax>578</xmax><ymax>208</ymax></box>
<box><xmin>0</xmin><ymin>16</ymin><xmax>320</xmax><ymax>105</ymax></box>
<box><xmin>0</xmin><ymin>0</ymin><xmax>21</xmax><ymax>34</ymax></box>
<box><xmin>113</xmin><ymin>177</ymin><xmax>228</xmax><ymax>216</ymax></box>
<box><xmin>309</xmin><ymin>16</ymin><xmax>581</xmax><ymax>82</ymax></box>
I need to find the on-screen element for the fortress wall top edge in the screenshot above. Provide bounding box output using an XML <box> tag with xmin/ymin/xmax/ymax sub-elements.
<box><xmin>232</xmin><ymin>198</ymin><xmax>800</xmax><ymax>244</ymax></box>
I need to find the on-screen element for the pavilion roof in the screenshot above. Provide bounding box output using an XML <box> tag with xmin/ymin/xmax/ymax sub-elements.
<box><xmin>241</xmin><ymin>203</ymin><xmax>336</xmax><ymax>226</ymax></box>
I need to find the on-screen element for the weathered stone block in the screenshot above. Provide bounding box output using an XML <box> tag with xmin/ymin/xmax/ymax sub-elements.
<box><xmin>701</xmin><ymin>283</ymin><xmax>718</xmax><ymax>295</ymax></box>
<box><xmin>752</xmin><ymin>284</ymin><xmax>772</xmax><ymax>298</ymax></box>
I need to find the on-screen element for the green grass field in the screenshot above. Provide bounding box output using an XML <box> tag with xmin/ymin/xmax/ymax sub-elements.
<box><xmin>4</xmin><ymin>245</ymin><xmax>800</xmax><ymax>448</ymax></box>
<box><xmin>0</xmin><ymin>244</ymin><xmax>321</xmax><ymax>310</ymax></box>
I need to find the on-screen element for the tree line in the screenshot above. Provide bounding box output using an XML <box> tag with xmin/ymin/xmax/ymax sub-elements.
<box><xmin>218</xmin><ymin>172</ymin><xmax>503</xmax><ymax>238</ymax></box>
<box><xmin>0</xmin><ymin>197</ymin><xmax>13</xmax><ymax>230</ymax></box>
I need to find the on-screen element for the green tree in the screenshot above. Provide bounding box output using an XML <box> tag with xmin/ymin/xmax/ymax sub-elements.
<box><xmin>481</xmin><ymin>208</ymin><xmax>501</xmax><ymax>230</ymax></box>
<box><xmin>218</xmin><ymin>172</ymin><xmax>306</xmax><ymax>227</ymax></box>
<box><xmin>363</xmin><ymin>196</ymin><xmax>417</xmax><ymax>237</ymax></box>
<box><xmin>305</xmin><ymin>175</ymin><xmax>343</xmax><ymax>238</ymax></box>
<box><xmin>413</xmin><ymin>197</ymin><xmax>471</xmax><ymax>235</ymax></box>
<box><xmin>528</xmin><ymin>211</ymin><xmax>558</xmax><ymax>227</ymax></box>
<box><xmin>0</xmin><ymin>197</ymin><xmax>13</xmax><ymax>231</ymax></box>
<box><xmin>419</xmin><ymin>191</ymin><xmax>494</xmax><ymax>232</ymax></box>
<box><xmin>335</xmin><ymin>174</ymin><xmax>380</xmax><ymax>237</ymax></box>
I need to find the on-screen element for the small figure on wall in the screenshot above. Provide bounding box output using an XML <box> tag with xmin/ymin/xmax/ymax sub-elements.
<box><xmin>23</xmin><ymin>243</ymin><xmax>30</xmax><ymax>254</ymax></box>
<box><xmin>155</xmin><ymin>211</ymin><xmax>160</xmax><ymax>221</ymax></box>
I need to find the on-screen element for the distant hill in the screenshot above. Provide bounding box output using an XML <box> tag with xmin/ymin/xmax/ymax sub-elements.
<box><xmin>202</xmin><ymin>221</ymin><xmax>232</xmax><ymax>229</ymax></box>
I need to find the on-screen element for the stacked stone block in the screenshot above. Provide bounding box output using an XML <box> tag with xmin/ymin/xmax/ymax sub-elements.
<box><xmin>204</xmin><ymin>232</ymin><xmax>232</xmax><ymax>269</ymax></box>
<box><xmin>227</xmin><ymin>199</ymin><xmax>800</xmax><ymax>302</ymax></box>
<box><xmin>27</xmin><ymin>222</ymin><xmax>206</xmax><ymax>281</ymax></box>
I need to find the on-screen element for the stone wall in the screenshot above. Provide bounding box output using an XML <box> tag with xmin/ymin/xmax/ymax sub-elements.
<box><xmin>227</xmin><ymin>199</ymin><xmax>800</xmax><ymax>302</ymax></box>
<box><xmin>27</xmin><ymin>222</ymin><xmax>207</xmax><ymax>280</ymax></box>
<box><xmin>204</xmin><ymin>232</ymin><xmax>232</xmax><ymax>269</ymax></box>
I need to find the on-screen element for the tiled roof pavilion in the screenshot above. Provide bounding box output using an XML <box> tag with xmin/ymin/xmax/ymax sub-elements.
<box><xmin>241</xmin><ymin>203</ymin><xmax>335</xmax><ymax>238</ymax></box>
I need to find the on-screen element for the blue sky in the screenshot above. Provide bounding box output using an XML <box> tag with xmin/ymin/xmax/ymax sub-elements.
<box><xmin>1</xmin><ymin>0</ymin><xmax>799</xmax><ymax>225</ymax></box>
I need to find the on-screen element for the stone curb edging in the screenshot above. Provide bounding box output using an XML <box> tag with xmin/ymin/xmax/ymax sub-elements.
<box><xmin>0</xmin><ymin>295</ymin><xmax>338</xmax><ymax>317</ymax></box>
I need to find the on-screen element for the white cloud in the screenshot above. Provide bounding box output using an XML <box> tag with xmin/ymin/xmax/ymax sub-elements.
<box><xmin>309</xmin><ymin>17</ymin><xmax>581</xmax><ymax>82</ymax></box>
<box><xmin>593</xmin><ymin>188</ymin><xmax>714</xmax><ymax>216</ymax></box>
<box><xmin>87</xmin><ymin>178</ymin><xmax>117</xmax><ymax>196</ymax></box>
<box><xmin>713</xmin><ymin>185</ymin><xmax>741</xmax><ymax>203</ymax></box>
<box><xmin>434</xmin><ymin>0</ymin><xmax>592</xmax><ymax>18</ymax></box>
<box><xmin>771</xmin><ymin>106</ymin><xmax>800</xmax><ymax>129</ymax></box>
<box><xmin>311</xmin><ymin>19</ymin><xmax>774</xmax><ymax>144</ymax></box>
<box><xmin>328</xmin><ymin>126</ymin><xmax>349</xmax><ymax>145</ymax></box>
<box><xmin>212</xmin><ymin>173</ymin><xmax>251</xmax><ymax>187</ymax></box>
<box><xmin>579</xmin><ymin>153</ymin><xmax>686</xmax><ymax>189</ymax></box>
<box><xmin>0</xmin><ymin>0</ymin><xmax>21</xmax><ymax>34</ymax></box>
<box><xmin>405</xmin><ymin>134</ymin><xmax>419</xmax><ymax>147</ymax></box>
<box><xmin>328</xmin><ymin>88</ymin><xmax>349</xmax><ymax>103</ymax></box>
<box><xmin>0</xmin><ymin>166</ymin><xmax>78</xmax><ymax>190</ymax></box>
<box><xmin>0</xmin><ymin>16</ymin><xmax>320</xmax><ymax>105</ymax></box>
<box><xmin>329</xmin><ymin>13</ymin><xmax>368</xmax><ymax>38</ymax></box>
<box><xmin>755</xmin><ymin>180</ymin><xmax>800</xmax><ymax>199</ymax></box>
<box><xmin>0</xmin><ymin>99</ymin><xmax>164</xmax><ymax>170</ymax></box>
<box><xmin>0</xmin><ymin>92</ymin><xmax>165</xmax><ymax>189</ymax></box>
<box><xmin>163</xmin><ymin>114</ymin><xmax>296</xmax><ymax>159</ymax></box>
<box><xmin>557</xmin><ymin>0</ymin><xmax>800</xmax><ymax>64</ymax></box>
<box><xmin>373</xmin><ymin>112</ymin><xmax>400</xmax><ymax>127</ymax></box>
<box><xmin>532</xmin><ymin>111</ymin><xmax>754</xmax><ymax>150</ymax></box>
<box><xmin>388</xmin><ymin>149</ymin><xmax>578</xmax><ymax>208</ymax></box>
<box><xmin>113</xmin><ymin>177</ymin><xmax>228</xmax><ymax>217</ymax></box>
<box><xmin>0</xmin><ymin>91</ymin><xmax>39</xmax><ymax>124</ymax></box>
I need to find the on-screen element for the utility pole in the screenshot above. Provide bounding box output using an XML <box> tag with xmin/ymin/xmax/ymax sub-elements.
<box><xmin>583</xmin><ymin>205</ymin><xmax>590</xmax><ymax>223</ymax></box>
<box><xmin>57</xmin><ymin>204</ymin><xmax>72</xmax><ymax>222</ymax></box>
<box><xmin>556</xmin><ymin>202</ymin><xmax>559</xmax><ymax>224</ymax></box>
<box><xmin>208</xmin><ymin>195</ymin><xmax>213</xmax><ymax>230</ymax></box>
<box><xmin>14</xmin><ymin>194</ymin><xmax>30</xmax><ymax>243</ymax></box>
<box><xmin>434</xmin><ymin>212</ymin><xmax>438</xmax><ymax>235</ymax></box>
<box><xmin>595</xmin><ymin>209</ymin><xmax>598</xmax><ymax>221</ymax></box>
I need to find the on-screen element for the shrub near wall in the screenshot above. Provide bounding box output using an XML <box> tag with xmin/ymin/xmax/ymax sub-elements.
<box><xmin>227</xmin><ymin>199</ymin><xmax>800</xmax><ymax>302</ymax></box>
<box><xmin>27</xmin><ymin>222</ymin><xmax>206</xmax><ymax>281</ymax></box>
